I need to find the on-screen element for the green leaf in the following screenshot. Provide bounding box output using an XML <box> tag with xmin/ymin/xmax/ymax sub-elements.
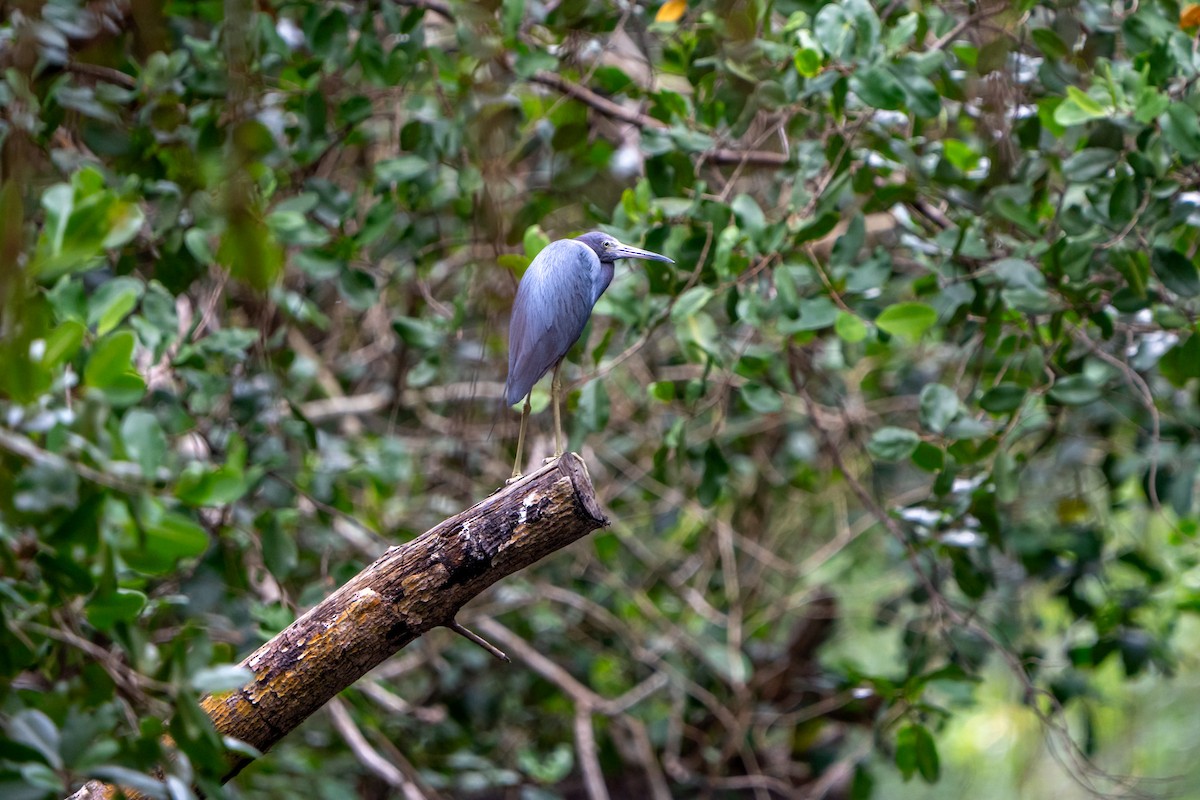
<box><xmin>1031</xmin><ymin>28</ymin><xmax>1067</xmax><ymax>59</ymax></box>
<box><xmin>741</xmin><ymin>383</ymin><xmax>783</xmax><ymax>414</ymax></box>
<box><xmin>1161</xmin><ymin>103</ymin><xmax>1200</xmax><ymax>162</ymax></box>
<box><xmin>262</xmin><ymin>514</ymin><xmax>299</xmax><ymax>577</ymax></box>
<box><xmin>671</xmin><ymin>287</ymin><xmax>714</xmax><ymax>323</ymax></box>
<box><xmin>267</xmin><ymin>209</ymin><xmax>330</xmax><ymax>247</ymax></box>
<box><xmin>87</xmin><ymin>276</ymin><xmax>144</xmax><ymax>336</ymax></box>
<box><xmin>513</xmin><ymin>49</ymin><xmax>558</xmax><ymax>78</ymax></box>
<box><xmin>941</xmin><ymin>139</ymin><xmax>979</xmax><ymax>172</ymax></box>
<box><xmin>731</xmin><ymin>194</ymin><xmax>766</xmax><ymax>234</ymax></box>
<box><xmin>497</xmin><ymin>253</ymin><xmax>531</xmax><ymax>275</ymax></box>
<box><xmin>338</xmin><ymin>268</ymin><xmax>378</xmax><ymax>310</ymax></box>
<box><xmin>790</xmin><ymin>296</ymin><xmax>838</xmax><ymax>331</ymax></box>
<box><xmin>1048</xmin><ymin>374</ymin><xmax>1101</xmax><ymax>406</ymax></box>
<box><xmin>41</xmin><ymin>319</ymin><xmax>85</xmax><ymax>368</ymax></box>
<box><xmin>31</xmin><ymin>168</ymin><xmax>144</xmax><ymax>280</ymax></box>
<box><xmin>175</xmin><ymin>462</ymin><xmax>250</xmax><ymax>507</ymax></box>
<box><xmin>813</xmin><ymin>4</ymin><xmax>853</xmax><ymax>59</ymax></box>
<box><xmin>218</xmin><ymin>214</ymin><xmax>284</xmax><ymax>291</ymax></box>
<box><xmin>868</xmin><ymin>427</ymin><xmax>920</xmax><ymax>461</ymax></box>
<box><xmin>850</xmin><ymin>66</ymin><xmax>906</xmax><ymax>110</ymax></box>
<box><xmin>1152</xmin><ymin>248</ymin><xmax>1200</xmax><ymax>298</ymax></box>
<box><xmin>83</xmin><ymin>330</ymin><xmax>136</xmax><ymax>389</ymax></box>
<box><xmin>1161</xmin><ymin>334</ymin><xmax>1200</xmax><ymax>388</ymax></box>
<box><xmin>120</xmin><ymin>409</ymin><xmax>167</xmax><ymax>478</ymax></box>
<box><xmin>912</xmin><ymin>724</ymin><xmax>940</xmax><ymax>782</ymax></box>
<box><xmin>669</xmin><ymin>126</ymin><xmax>716</xmax><ymax>153</ymax></box>
<box><xmin>698</xmin><ymin>441</ymin><xmax>730</xmax><ymax>507</ymax></box>
<box><xmin>875</xmin><ymin>302</ymin><xmax>936</xmax><ymax>342</ymax></box>
<box><xmin>851</xmin><ymin>764</ymin><xmax>875</xmax><ymax>800</ymax></box>
<box><xmin>648</xmin><ymin>381</ymin><xmax>675</xmax><ymax>402</ymax></box>
<box><xmin>577</xmin><ymin>379</ymin><xmax>610</xmax><ymax>433</ymax></box>
<box><xmin>892</xmin><ymin>64</ymin><xmax>941</xmax><ymax>117</ymax></box>
<box><xmin>7</xmin><ymin>709</ymin><xmax>62</xmax><ymax>770</ymax></box>
<box><xmin>524</xmin><ymin>225</ymin><xmax>550</xmax><ymax>259</ymax></box>
<box><xmin>184</xmin><ymin>228</ymin><xmax>215</xmax><ymax>265</ymax></box>
<box><xmin>831</xmin><ymin>213</ymin><xmax>865</xmax><ymax>266</ymax></box>
<box><xmin>86</xmin><ymin>589</ymin><xmax>147</xmax><ymax>630</ymax></box>
<box><xmin>835</xmin><ymin>311</ymin><xmax>868</xmax><ymax>343</ymax></box>
<box><xmin>895</xmin><ymin>724</ymin><xmax>917</xmax><ymax>781</ymax></box>
<box><xmin>190</xmin><ymin>664</ymin><xmax>254</xmax><ymax>694</ymax></box>
<box><xmin>1133</xmin><ymin>87</ymin><xmax>1170</xmax><ymax>125</ymax></box>
<box><xmin>993</xmin><ymin>257</ymin><xmax>1053</xmax><ymax>312</ymax></box>
<box><xmin>794</xmin><ymin>48</ymin><xmax>822</xmax><ymax>78</ymax></box>
<box><xmin>518</xmin><ymin>744</ymin><xmax>574</xmax><ymax>785</ymax></box>
<box><xmin>1062</xmin><ymin>148</ymin><xmax>1117</xmax><ymax>182</ymax></box>
<box><xmin>392</xmin><ymin>316</ymin><xmax>443</xmax><ymax>349</ymax></box>
<box><xmin>795</xmin><ymin>213</ymin><xmax>839</xmax><ymax>244</ymax></box>
<box><xmin>912</xmin><ymin>441</ymin><xmax>945</xmax><ymax>472</ymax></box>
<box><xmin>979</xmin><ymin>383</ymin><xmax>1026</xmax><ymax>414</ymax></box>
<box><xmin>919</xmin><ymin>384</ymin><xmax>960</xmax><ymax>434</ymax></box>
<box><xmin>1053</xmin><ymin>85</ymin><xmax>1109</xmax><ymax>126</ymax></box>
<box><xmin>500</xmin><ymin>0</ymin><xmax>524</xmax><ymax>39</ymax></box>
<box><xmin>125</xmin><ymin>503</ymin><xmax>209</xmax><ymax>573</ymax></box>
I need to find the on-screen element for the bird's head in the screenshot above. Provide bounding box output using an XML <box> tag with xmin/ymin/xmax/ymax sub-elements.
<box><xmin>575</xmin><ymin>231</ymin><xmax>674</xmax><ymax>264</ymax></box>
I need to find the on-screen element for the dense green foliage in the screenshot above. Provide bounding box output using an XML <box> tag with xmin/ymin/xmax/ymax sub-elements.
<box><xmin>2</xmin><ymin>0</ymin><xmax>1200</xmax><ymax>797</ymax></box>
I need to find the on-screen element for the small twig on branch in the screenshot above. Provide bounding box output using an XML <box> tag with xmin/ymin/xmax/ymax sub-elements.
<box><xmin>447</xmin><ymin>619</ymin><xmax>510</xmax><ymax>662</ymax></box>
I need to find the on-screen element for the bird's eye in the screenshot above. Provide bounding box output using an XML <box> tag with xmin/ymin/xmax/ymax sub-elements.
<box><xmin>603</xmin><ymin>240</ymin><xmax>613</xmax><ymax>248</ymax></box>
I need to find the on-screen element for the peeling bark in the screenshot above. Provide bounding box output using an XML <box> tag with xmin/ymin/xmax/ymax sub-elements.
<box><xmin>66</xmin><ymin>455</ymin><xmax>608</xmax><ymax>800</ymax></box>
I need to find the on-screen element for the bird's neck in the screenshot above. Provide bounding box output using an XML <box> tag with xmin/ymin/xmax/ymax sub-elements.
<box><xmin>594</xmin><ymin>261</ymin><xmax>615</xmax><ymax>304</ymax></box>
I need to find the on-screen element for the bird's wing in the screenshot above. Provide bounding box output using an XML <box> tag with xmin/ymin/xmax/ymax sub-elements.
<box><xmin>505</xmin><ymin>240</ymin><xmax>599</xmax><ymax>406</ymax></box>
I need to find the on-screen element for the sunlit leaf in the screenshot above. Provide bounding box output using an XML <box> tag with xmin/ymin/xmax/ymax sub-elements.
<box><xmin>875</xmin><ymin>302</ymin><xmax>937</xmax><ymax>342</ymax></box>
<box><xmin>655</xmin><ymin>0</ymin><xmax>686</xmax><ymax>23</ymax></box>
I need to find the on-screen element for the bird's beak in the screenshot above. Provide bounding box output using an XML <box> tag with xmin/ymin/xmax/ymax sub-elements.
<box><xmin>612</xmin><ymin>241</ymin><xmax>674</xmax><ymax>264</ymax></box>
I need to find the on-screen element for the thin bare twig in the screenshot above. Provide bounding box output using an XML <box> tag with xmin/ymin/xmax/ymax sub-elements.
<box><xmin>447</xmin><ymin>619</ymin><xmax>510</xmax><ymax>662</ymax></box>
<box><xmin>528</xmin><ymin>72</ymin><xmax>788</xmax><ymax>167</ymax></box>
<box><xmin>327</xmin><ymin>697</ymin><xmax>428</xmax><ymax>800</ymax></box>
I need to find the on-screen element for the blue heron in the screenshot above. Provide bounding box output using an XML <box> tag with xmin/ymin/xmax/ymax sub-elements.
<box><xmin>505</xmin><ymin>231</ymin><xmax>674</xmax><ymax>478</ymax></box>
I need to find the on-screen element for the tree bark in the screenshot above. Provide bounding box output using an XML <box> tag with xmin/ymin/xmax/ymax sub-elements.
<box><xmin>66</xmin><ymin>454</ymin><xmax>608</xmax><ymax>800</ymax></box>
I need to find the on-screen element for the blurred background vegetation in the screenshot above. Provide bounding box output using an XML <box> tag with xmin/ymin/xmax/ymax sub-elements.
<box><xmin>2</xmin><ymin>0</ymin><xmax>1200</xmax><ymax>797</ymax></box>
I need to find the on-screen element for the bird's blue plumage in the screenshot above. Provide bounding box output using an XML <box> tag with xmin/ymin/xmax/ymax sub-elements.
<box><xmin>504</xmin><ymin>232</ymin><xmax>673</xmax><ymax>408</ymax></box>
<box><xmin>505</xmin><ymin>240</ymin><xmax>599</xmax><ymax>406</ymax></box>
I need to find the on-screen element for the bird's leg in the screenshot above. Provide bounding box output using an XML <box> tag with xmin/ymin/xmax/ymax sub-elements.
<box><xmin>509</xmin><ymin>395</ymin><xmax>531</xmax><ymax>482</ymax></box>
<box><xmin>551</xmin><ymin>360</ymin><xmax>564</xmax><ymax>457</ymax></box>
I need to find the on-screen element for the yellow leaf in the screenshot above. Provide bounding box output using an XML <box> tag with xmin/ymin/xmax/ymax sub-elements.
<box><xmin>656</xmin><ymin>0</ymin><xmax>686</xmax><ymax>23</ymax></box>
<box><xmin>1182</xmin><ymin>3</ymin><xmax>1200</xmax><ymax>28</ymax></box>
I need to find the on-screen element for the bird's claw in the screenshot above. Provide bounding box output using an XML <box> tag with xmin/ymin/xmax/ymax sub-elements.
<box><xmin>505</xmin><ymin>473</ymin><xmax>523</xmax><ymax>486</ymax></box>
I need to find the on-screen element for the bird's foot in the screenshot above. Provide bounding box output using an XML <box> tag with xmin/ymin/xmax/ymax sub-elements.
<box><xmin>543</xmin><ymin>452</ymin><xmax>563</xmax><ymax>465</ymax></box>
<box><xmin>505</xmin><ymin>473</ymin><xmax>523</xmax><ymax>485</ymax></box>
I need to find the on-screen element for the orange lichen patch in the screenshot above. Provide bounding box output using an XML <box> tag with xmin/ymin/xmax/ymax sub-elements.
<box><xmin>204</xmin><ymin>589</ymin><xmax>393</xmax><ymax>746</ymax></box>
<box><xmin>201</xmin><ymin>686</ymin><xmax>261</xmax><ymax>729</ymax></box>
<box><xmin>325</xmin><ymin>587</ymin><xmax>383</xmax><ymax>630</ymax></box>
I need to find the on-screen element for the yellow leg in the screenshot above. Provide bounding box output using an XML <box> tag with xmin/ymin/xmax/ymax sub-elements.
<box><xmin>551</xmin><ymin>361</ymin><xmax>564</xmax><ymax>457</ymax></box>
<box><xmin>510</xmin><ymin>395</ymin><xmax>531</xmax><ymax>480</ymax></box>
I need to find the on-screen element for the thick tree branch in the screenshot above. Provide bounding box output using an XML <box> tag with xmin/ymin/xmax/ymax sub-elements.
<box><xmin>65</xmin><ymin>454</ymin><xmax>608</xmax><ymax>800</ymax></box>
